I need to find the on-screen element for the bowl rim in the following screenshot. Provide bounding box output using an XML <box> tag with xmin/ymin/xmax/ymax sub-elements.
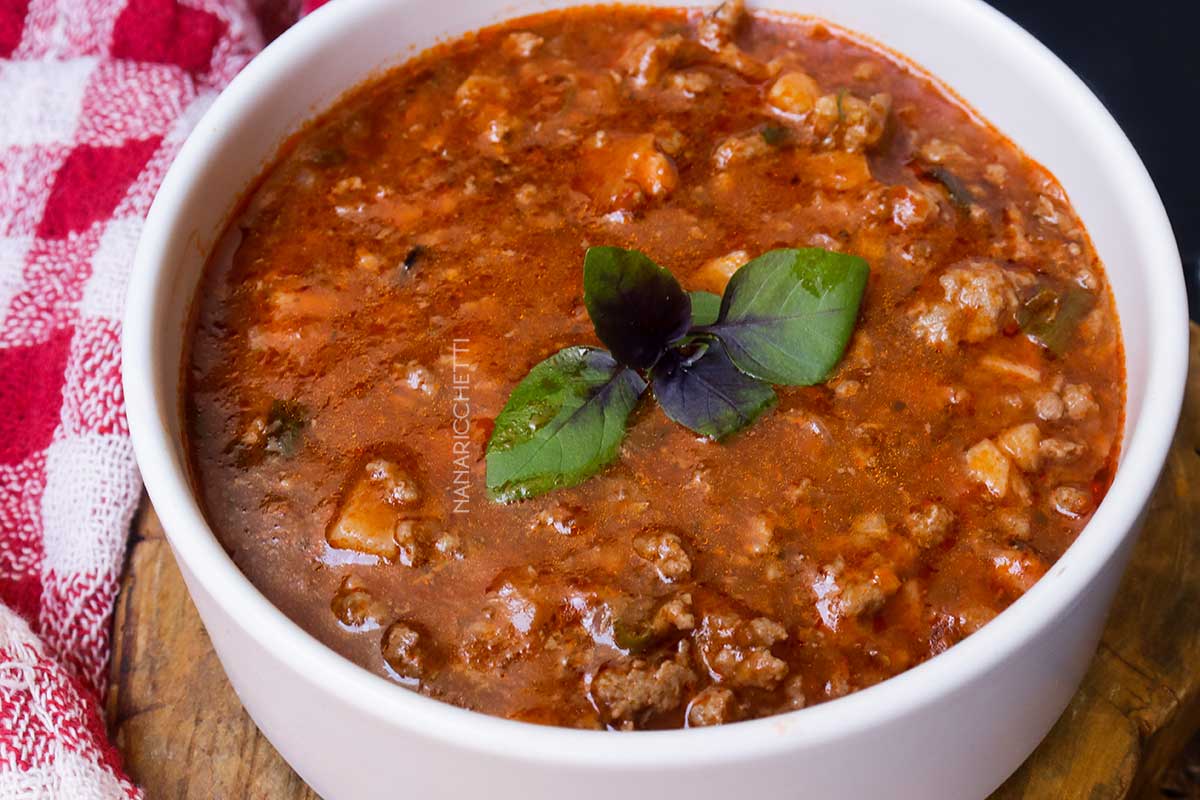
<box><xmin>123</xmin><ymin>0</ymin><xmax>1188</xmax><ymax>769</ymax></box>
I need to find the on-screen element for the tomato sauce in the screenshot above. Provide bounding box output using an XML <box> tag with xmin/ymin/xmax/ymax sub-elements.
<box><xmin>185</xmin><ymin>2</ymin><xmax>1124</xmax><ymax>729</ymax></box>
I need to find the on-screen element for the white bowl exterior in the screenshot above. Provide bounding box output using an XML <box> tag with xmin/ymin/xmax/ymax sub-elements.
<box><xmin>123</xmin><ymin>0</ymin><xmax>1187</xmax><ymax>798</ymax></box>
<box><xmin>179</xmin><ymin>531</ymin><xmax>1138</xmax><ymax>799</ymax></box>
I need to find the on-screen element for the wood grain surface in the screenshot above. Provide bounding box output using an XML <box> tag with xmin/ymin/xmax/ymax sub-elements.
<box><xmin>105</xmin><ymin>327</ymin><xmax>1200</xmax><ymax>800</ymax></box>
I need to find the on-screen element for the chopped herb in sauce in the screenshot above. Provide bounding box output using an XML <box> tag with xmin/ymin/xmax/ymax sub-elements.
<box><xmin>403</xmin><ymin>244</ymin><xmax>427</xmax><ymax>271</ymax></box>
<box><xmin>922</xmin><ymin>164</ymin><xmax>975</xmax><ymax>208</ymax></box>
<box><xmin>612</xmin><ymin>617</ymin><xmax>656</xmax><ymax>653</ymax></box>
<box><xmin>264</xmin><ymin>399</ymin><xmax>307</xmax><ymax>457</ymax></box>
<box><xmin>760</xmin><ymin>124</ymin><xmax>790</xmax><ymax>146</ymax></box>
<box><xmin>308</xmin><ymin>147</ymin><xmax>348</xmax><ymax>167</ymax></box>
<box><xmin>1019</xmin><ymin>284</ymin><xmax>1095</xmax><ymax>356</ymax></box>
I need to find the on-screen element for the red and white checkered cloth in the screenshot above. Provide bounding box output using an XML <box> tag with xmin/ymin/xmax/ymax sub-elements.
<box><xmin>0</xmin><ymin>1</ymin><xmax>322</xmax><ymax>795</ymax></box>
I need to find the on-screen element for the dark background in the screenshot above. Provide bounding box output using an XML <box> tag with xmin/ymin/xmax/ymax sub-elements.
<box><xmin>985</xmin><ymin>0</ymin><xmax>1198</xmax><ymax>319</ymax></box>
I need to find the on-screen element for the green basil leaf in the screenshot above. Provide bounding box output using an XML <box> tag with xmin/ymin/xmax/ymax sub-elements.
<box><xmin>652</xmin><ymin>340</ymin><xmax>776</xmax><ymax>439</ymax></box>
<box><xmin>1018</xmin><ymin>285</ymin><xmax>1094</xmax><ymax>356</ymax></box>
<box><xmin>707</xmin><ymin>248</ymin><xmax>868</xmax><ymax>385</ymax></box>
<box><xmin>486</xmin><ymin>346</ymin><xmax>647</xmax><ymax>502</ymax></box>
<box><xmin>583</xmin><ymin>247</ymin><xmax>692</xmax><ymax>369</ymax></box>
<box><xmin>689</xmin><ymin>290</ymin><xmax>722</xmax><ymax>326</ymax></box>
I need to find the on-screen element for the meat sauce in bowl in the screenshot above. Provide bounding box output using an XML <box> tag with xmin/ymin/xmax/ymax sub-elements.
<box><xmin>185</xmin><ymin>1</ymin><xmax>1124</xmax><ymax>730</ymax></box>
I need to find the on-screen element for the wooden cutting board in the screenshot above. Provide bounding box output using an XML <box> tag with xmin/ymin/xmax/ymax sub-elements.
<box><xmin>105</xmin><ymin>326</ymin><xmax>1200</xmax><ymax>799</ymax></box>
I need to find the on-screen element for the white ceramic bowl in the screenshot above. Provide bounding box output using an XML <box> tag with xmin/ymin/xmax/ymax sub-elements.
<box><xmin>123</xmin><ymin>1</ymin><xmax>1188</xmax><ymax>797</ymax></box>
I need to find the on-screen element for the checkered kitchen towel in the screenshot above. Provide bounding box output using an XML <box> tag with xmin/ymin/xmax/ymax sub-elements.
<box><xmin>0</xmin><ymin>0</ymin><xmax>286</xmax><ymax>795</ymax></box>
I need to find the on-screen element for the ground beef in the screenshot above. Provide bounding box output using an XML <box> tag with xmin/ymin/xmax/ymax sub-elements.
<box><xmin>904</xmin><ymin>503</ymin><xmax>954</xmax><ymax>549</ymax></box>
<box><xmin>696</xmin><ymin>613</ymin><xmax>789</xmax><ymax>690</ymax></box>
<box><xmin>461</xmin><ymin>572</ymin><xmax>543</xmax><ymax>668</ymax></box>
<box><xmin>381</xmin><ymin>621</ymin><xmax>428</xmax><ymax>683</ymax></box>
<box><xmin>911</xmin><ymin>262</ymin><xmax>1031</xmax><ymax>349</ymax></box>
<box><xmin>686</xmin><ymin>686</ymin><xmax>738</xmax><ymax>727</ymax></box>
<box><xmin>330</xmin><ymin>576</ymin><xmax>387</xmax><ymax>630</ymax></box>
<box><xmin>591</xmin><ymin>645</ymin><xmax>696</xmax><ymax>729</ymax></box>
<box><xmin>1050</xmin><ymin>485</ymin><xmax>1093</xmax><ymax>518</ymax></box>
<box><xmin>633</xmin><ymin>527</ymin><xmax>692</xmax><ymax>582</ymax></box>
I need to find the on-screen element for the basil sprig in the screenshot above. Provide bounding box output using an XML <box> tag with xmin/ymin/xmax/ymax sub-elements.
<box><xmin>485</xmin><ymin>247</ymin><xmax>869</xmax><ymax>501</ymax></box>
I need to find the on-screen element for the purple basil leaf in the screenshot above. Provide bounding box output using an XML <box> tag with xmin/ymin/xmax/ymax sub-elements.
<box><xmin>583</xmin><ymin>247</ymin><xmax>691</xmax><ymax>369</ymax></box>
<box><xmin>652</xmin><ymin>340</ymin><xmax>776</xmax><ymax>439</ymax></box>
